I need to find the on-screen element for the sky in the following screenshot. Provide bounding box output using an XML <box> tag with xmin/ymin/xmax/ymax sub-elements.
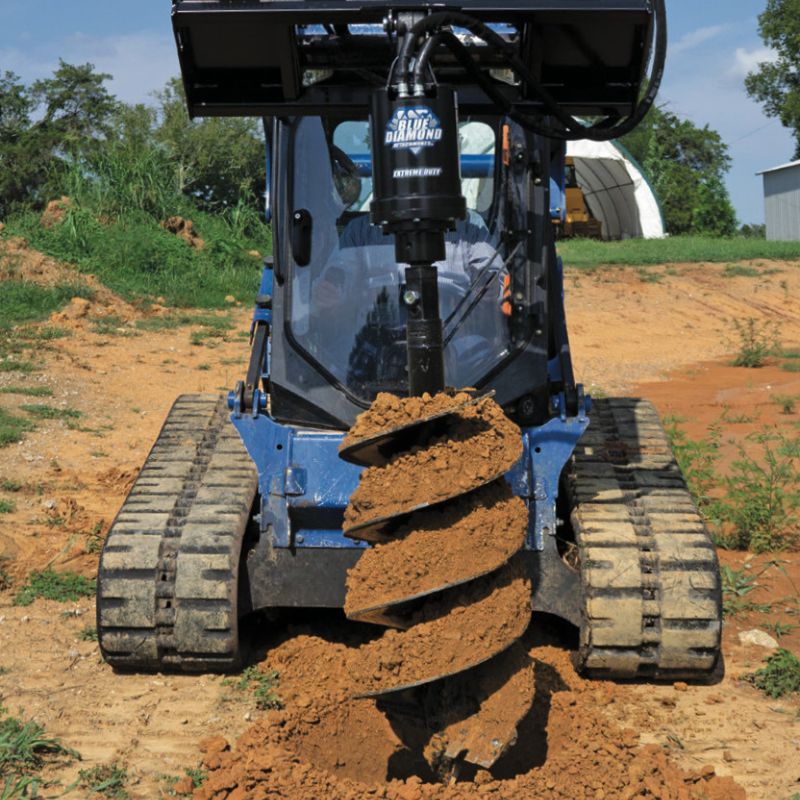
<box><xmin>0</xmin><ymin>0</ymin><xmax>796</xmax><ymax>225</ymax></box>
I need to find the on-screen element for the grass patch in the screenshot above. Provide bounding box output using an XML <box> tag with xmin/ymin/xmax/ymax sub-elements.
<box><xmin>0</xmin><ymin>500</ymin><xmax>15</xmax><ymax>514</ymax></box>
<box><xmin>782</xmin><ymin>361</ymin><xmax>800</xmax><ymax>373</ymax></box>
<box><xmin>0</xmin><ymin>281</ymin><xmax>92</xmax><ymax>330</ymax></box>
<box><xmin>135</xmin><ymin>313</ymin><xmax>196</xmax><ymax>332</ymax></box>
<box><xmin>0</xmin><ymin>409</ymin><xmax>35</xmax><ymax>448</ymax></box>
<box><xmin>772</xmin><ymin>394</ymin><xmax>798</xmax><ymax>415</ymax></box>
<box><xmin>90</xmin><ymin>316</ymin><xmax>138</xmax><ymax>337</ymax></box>
<box><xmin>721</xmin><ymin>565</ymin><xmax>772</xmax><ymax>617</ymax></box>
<box><xmin>662</xmin><ymin>416</ymin><xmax>721</xmax><ymax>511</ymax></box>
<box><xmin>225</xmin><ymin>666</ymin><xmax>283</xmax><ymax>710</ymax></box>
<box><xmin>4</xmin><ymin>206</ymin><xmax>268</xmax><ymax>309</ymax></box>
<box><xmin>13</xmin><ymin>569</ymin><xmax>96</xmax><ymax>607</ymax></box>
<box><xmin>558</xmin><ymin>235</ymin><xmax>800</xmax><ymax>269</ymax></box>
<box><xmin>731</xmin><ymin>318</ymin><xmax>781</xmax><ymax>368</ymax></box>
<box><xmin>79</xmin><ymin>627</ymin><xmax>98</xmax><ymax>642</ymax></box>
<box><xmin>20</xmin><ymin>404</ymin><xmax>82</xmax><ymax>420</ymax></box>
<box><xmin>715</xmin><ymin>435</ymin><xmax>799</xmax><ymax>552</ymax></box>
<box><xmin>0</xmin><ymin>706</ymin><xmax>79</xmax><ymax>794</ymax></box>
<box><xmin>723</xmin><ymin>263</ymin><xmax>760</xmax><ymax>278</ymax></box>
<box><xmin>0</xmin><ymin>360</ymin><xmax>36</xmax><ymax>375</ymax></box>
<box><xmin>0</xmin><ymin>386</ymin><xmax>53</xmax><ymax>398</ymax></box>
<box><xmin>78</xmin><ymin>763</ymin><xmax>129</xmax><ymax>799</ymax></box>
<box><xmin>746</xmin><ymin>648</ymin><xmax>800</xmax><ymax>698</ymax></box>
<box><xmin>0</xmin><ymin>481</ymin><xmax>21</xmax><ymax>492</ymax></box>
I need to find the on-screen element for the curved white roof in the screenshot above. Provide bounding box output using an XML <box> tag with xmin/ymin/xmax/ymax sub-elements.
<box><xmin>566</xmin><ymin>139</ymin><xmax>665</xmax><ymax>240</ymax></box>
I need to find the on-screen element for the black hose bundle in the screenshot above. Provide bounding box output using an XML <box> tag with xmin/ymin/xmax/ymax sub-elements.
<box><xmin>390</xmin><ymin>0</ymin><xmax>667</xmax><ymax>142</ymax></box>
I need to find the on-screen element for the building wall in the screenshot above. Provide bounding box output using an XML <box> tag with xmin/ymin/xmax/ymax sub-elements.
<box><xmin>763</xmin><ymin>164</ymin><xmax>800</xmax><ymax>241</ymax></box>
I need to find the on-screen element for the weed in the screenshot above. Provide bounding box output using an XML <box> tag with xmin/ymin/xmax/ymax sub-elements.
<box><xmin>225</xmin><ymin>666</ymin><xmax>283</xmax><ymax>710</ymax></box>
<box><xmin>782</xmin><ymin>361</ymin><xmax>800</xmax><ymax>373</ymax></box>
<box><xmin>731</xmin><ymin>318</ymin><xmax>780</xmax><ymax>368</ymax></box>
<box><xmin>720</xmin><ymin>407</ymin><xmax>754</xmax><ymax>424</ymax></box>
<box><xmin>0</xmin><ymin>570</ymin><xmax>11</xmax><ymax>592</ymax></box>
<box><xmin>20</xmin><ymin>404</ymin><xmax>82</xmax><ymax>420</ymax></box>
<box><xmin>720</xmin><ymin>565</ymin><xmax>772</xmax><ymax>616</ymax></box>
<box><xmin>0</xmin><ymin>481</ymin><xmax>21</xmax><ymax>493</ymax></box>
<box><xmin>662</xmin><ymin>417</ymin><xmax>721</xmax><ymax>510</ymax></box>
<box><xmin>90</xmin><ymin>451</ymin><xmax>109</xmax><ymax>458</ymax></box>
<box><xmin>746</xmin><ymin>648</ymin><xmax>800</xmax><ymax>698</ymax></box>
<box><xmin>0</xmin><ymin>409</ymin><xmax>35</xmax><ymax>448</ymax></box>
<box><xmin>13</xmin><ymin>569</ymin><xmax>96</xmax><ymax>607</ymax></box>
<box><xmin>78</xmin><ymin>763</ymin><xmax>129</xmax><ymax>799</ymax></box>
<box><xmin>771</xmin><ymin>394</ymin><xmax>798</xmax><ymax>415</ymax></box>
<box><xmin>0</xmin><ymin>386</ymin><xmax>53</xmax><ymax>398</ymax></box>
<box><xmin>0</xmin><ymin>501</ymin><xmax>15</xmax><ymax>514</ymax></box>
<box><xmin>0</xmin><ymin>707</ymin><xmax>79</xmax><ymax>777</ymax></box>
<box><xmin>637</xmin><ymin>268</ymin><xmax>662</xmax><ymax>283</ymax></box>
<box><xmin>135</xmin><ymin>313</ymin><xmax>195</xmax><ymax>332</ymax></box>
<box><xmin>185</xmin><ymin>768</ymin><xmax>208</xmax><ymax>789</ymax></box>
<box><xmin>724</xmin><ymin>263</ymin><xmax>760</xmax><ymax>278</ymax></box>
<box><xmin>79</xmin><ymin>627</ymin><xmax>99</xmax><ymax>642</ymax></box>
<box><xmin>196</xmin><ymin>363</ymin><xmax>211</xmax><ymax>371</ymax></box>
<box><xmin>718</xmin><ymin>437</ymin><xmax>799</xmax><ymax>552</ymax></box>
<box><xmin>763</xmin><ymin>621</ymin><xmax>797</xmax><ymax>640</ymax></box>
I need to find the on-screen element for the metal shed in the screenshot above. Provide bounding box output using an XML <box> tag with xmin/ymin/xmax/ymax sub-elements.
<box><xmin>757</xmin><ymin>159</ymin><xmax>800</xmax><ymax>241</ymax></box>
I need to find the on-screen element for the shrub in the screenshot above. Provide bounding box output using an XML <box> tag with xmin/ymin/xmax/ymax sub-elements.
<box><xmin>747</xmin><ymin>648</ymin><xmax>800</xmax><ymax>698</ymax></box>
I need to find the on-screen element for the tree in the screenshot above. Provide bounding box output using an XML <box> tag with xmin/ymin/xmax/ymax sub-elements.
<box><xmin>620</xmin><ymin>106</ymin><xmax>737</xmax><ymax>236</ymax></box>
<box><xmin>153</xmin><ymin>78</ymin><xmax>265</xmax><ymax>210</ymax></box>
<box><xmin>0</xmin><ymin>62</ymin><xmax>118</xmax><ymax>215</ymax></box>
<box><xmin>745</xmin><ymin>0</ymin><xmax>800</xmax><ymax>159</ymax></box>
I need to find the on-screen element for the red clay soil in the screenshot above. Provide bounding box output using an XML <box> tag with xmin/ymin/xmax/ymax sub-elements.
<box><xmin>342</xmin><ymin>391</ymin><xmax>477</xmax><ymax>444</ymax></box>
<box><xmin>344</xmin><ymin>482</ymin><xmax>527</xmax><ymax>618</ymax></box>
<box><xmin>350</xmin><ymin>560</ymin><xmax>531</xmax><ymax>695</ymax></box>
<box><xmin>193</xmin><ymin>639</ymin><xmax>745</xmax><ymax>800</ymax></box>
<box><xmin>344</xmin><ymin>396</ymin><xmax>522</xmax><ymax>532</ymax></box>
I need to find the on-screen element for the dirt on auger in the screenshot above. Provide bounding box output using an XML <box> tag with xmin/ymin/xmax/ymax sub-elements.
<box><xmin>339</xmin><ymin>391</ymin><xmax>533</xmax><ymax>774</ymax></box>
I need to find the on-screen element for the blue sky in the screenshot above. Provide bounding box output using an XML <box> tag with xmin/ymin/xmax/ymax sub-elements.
<box><xmin>0</xmin><ymin>1</ymin><xmax>795</xmax><ymax>224</ymax></box>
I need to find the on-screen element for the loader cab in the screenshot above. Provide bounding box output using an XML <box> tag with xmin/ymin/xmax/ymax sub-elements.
<box><xmin>267</xmin><ymin>113</ymin><xmax>569</xmax><ymax>429</ymax></box>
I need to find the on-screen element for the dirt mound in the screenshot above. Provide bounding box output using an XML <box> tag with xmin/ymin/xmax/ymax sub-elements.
<box><xmin>192</xmin><ymin>638</ymin><xmax>746</xmax><ymax>800</ymax></box>
<box><xmin>162</xmin><ymin>215</ymin><xmax>205</xmax><ymax>251</ymax></box>
<box><xmin>40</xmin><ymin>196</ymin><xmax>73</xmax><ymax>228</ymax></box>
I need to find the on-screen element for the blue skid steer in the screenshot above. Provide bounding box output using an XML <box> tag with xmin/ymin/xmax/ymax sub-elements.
<box><xmin>97</xmin><ymin>0</ymin><xmax>721</xmax><ymax>773</ymax></box>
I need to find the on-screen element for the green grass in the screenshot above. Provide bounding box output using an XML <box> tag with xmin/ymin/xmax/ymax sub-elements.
<box><xmin>19</xmin><ymin>404</ymin><xmax>82</xmax><ymax>420</ymax></box>
<box><xmin>0</xmin><ymin>386</ymin><xmax>53</xmax><ymax>398</ymax></box>
<box><xmin>720</xmin><ymin>565</ymin><xmax>773</xmax><ymax>616</ymax></box>
<box><xmin>78</xmin><ymin>627</ymin><xmax>99</xmax><ymax>642</ymax></box>
<box><xmin>662</xmin><ymin>416</ymin><xmax>721</xmax><ymax>511</ymax></box>
<box><xmin>746</xmin><ymin>648</ymin><xmax>800</xmax><ymax>698</ymax></box>
<box><xmin>558</xmin><ymin>235</ymin><xmax>800</xmax><ymax>269</ymax></box>
<box><xmin>723</xmin><ymin>262</ymin><xmax>761</xmax><ymax>278</ymax></box>
<box><xmin>0</xmin><ymin>409</ymin><xmax>35</xmax><ymax>448</ymax></box>
<box><xmin>0</xmin><ymin>281</ymin><xmax>92</xmax><ymax>330</ymax></box>
<box><xmin>0</xmin><ymin>706</ymin><xmax>79</xmax><ymax>795</ymax></box>
<box><xmin>0</xmin><ymin>481</ymin><xmax>21</xmax><ymax>492</ymax></box>
<box><xmin>4</xmin><ymin>205</ymin><xmax>269</xmax><ymax>309</ymax></box>
<box><xmin>13</xmin><ymin>569</ymin><xmax>96</xmax><ymax>607</ymax></box>
<box><xmin>0</xmin><ymin>361</ymin><xmax>36</xmax><ymax>375</ymax></box>
<box><xmin>0</xmin><ymin>501</ymin><xmax>15</xmax><ymax>514</ymax></box>
<box><xmin>782</xmin><ymin>361</ymin><xmax>800</xmax><ymax>373</ymax></box>
<box><xmin>225</xmin><ymin>666</ymin><xmax>283</xmax><ymax>710</ymax></box>
<box><xmin>716</xmin><ymin>435</ymin><xmax>800</xmax><ymax>552</ymax></box>
<box><xmin>78</xmin><ymin>763</ymin><xmax>129</xmax><ymax>799</ymax></box>
<box><xmin>771</xmin><ymin>394</ymin><xmax>798</xmax><ymax>415</ymax></box>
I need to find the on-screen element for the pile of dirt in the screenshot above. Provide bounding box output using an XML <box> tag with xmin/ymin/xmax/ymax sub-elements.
<box><xmin>191</xmin><ymin>638</ymin><xmax>746</xmax><ymax>800</ymax></box>
<box><xmin>40</xmin><ymin>196</ymin><xmax>73</xmax><ymax>228</ymax></box>
<box><xmin>344</xmin><ymin>397</ymin><xmax>522</xmax><ymax>532</ymax></box>
<box><xmin>162</xmin><ymin>215</ymin><xmax>205</xmax><ymax>250</ymax></box>
<box><xmin>343</xmin><ymin>390</ymin><xmax>477</xmax><ymax>443</ymax></box>
<box><xmin>344</xmin><ymin>483</ymin><xmax>527</xmax><ymax>616</ymax></box>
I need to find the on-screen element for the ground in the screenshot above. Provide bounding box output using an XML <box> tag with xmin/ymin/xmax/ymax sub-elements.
<box><xmin>1</xmin><ymin>248</ymin><xmax>799</xmax><ymax>799</ymax></box>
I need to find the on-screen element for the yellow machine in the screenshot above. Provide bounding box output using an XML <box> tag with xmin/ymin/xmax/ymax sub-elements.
<box><xmin>558</xmin><ymin>156</ymin><xmax>603</xmax><ymax>239</ymax></box>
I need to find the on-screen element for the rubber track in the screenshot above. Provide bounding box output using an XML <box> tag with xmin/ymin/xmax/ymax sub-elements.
<box><xmin>567</xmin><ymin>398</ymin><xmax>722</xmax><ymax>680</ymax></box>
<box><xmin>97</xmin><ymin>394</ymin><xmax>257</xmax><ymax>672</ymax></box>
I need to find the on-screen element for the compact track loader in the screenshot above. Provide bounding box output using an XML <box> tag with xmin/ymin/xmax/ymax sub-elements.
<box><xmin>98</xmin><ymin>0</ymin><xmax>721</xmax><ymax>773</ymax></box>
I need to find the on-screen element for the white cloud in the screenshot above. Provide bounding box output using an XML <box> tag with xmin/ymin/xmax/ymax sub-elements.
<box><xmin>0</xmin><ymin>29</ymin><xmax>178</xmax><ymax>105</ymax></box>
<box><xmin>730</xmin><ymin>46</ymin><xmax>777</xmax><ymax>79</ymax></box>
<box><xmin>670</xmin><ymin>25</ymin><xmax>728</xmax><ymax>55</ymax></box>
